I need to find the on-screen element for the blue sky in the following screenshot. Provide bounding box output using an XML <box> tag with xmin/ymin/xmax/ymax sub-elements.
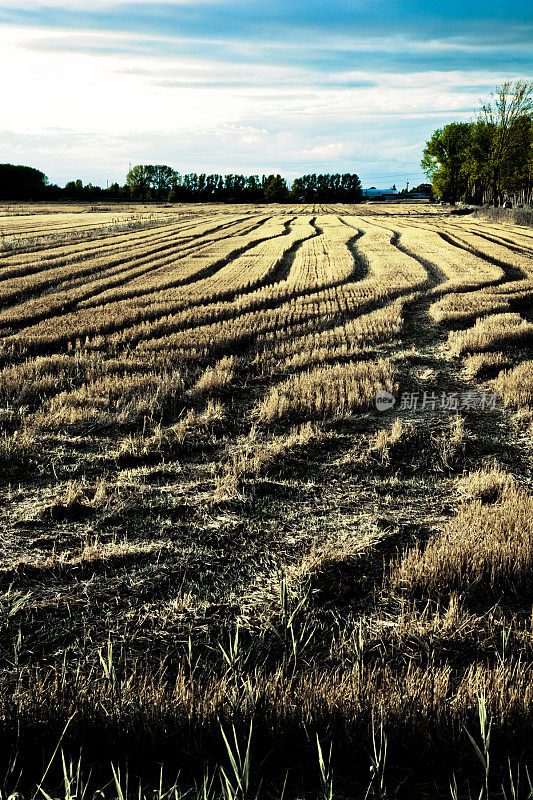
<box><xmin>1</xmin><ymin>0</ymin><xmax>531</xmax><ymax>188</ymax></box>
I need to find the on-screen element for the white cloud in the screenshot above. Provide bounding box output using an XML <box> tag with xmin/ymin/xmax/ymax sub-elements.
<box><xmin>299</xmin><ymin>142</ymin><xmax>347</xmax><ymax>158</ymax></box>
<box><xmin>0</xmin><ymin>21</ymin><xmax>518</xmax><ymax>188</ymax></box>
<box><xmin>0</xmin><ymin>27</ymin><xmax>247</xmax><ymax>135</ymax></box>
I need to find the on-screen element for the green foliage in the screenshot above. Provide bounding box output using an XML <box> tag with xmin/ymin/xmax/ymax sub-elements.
<box><xmin>464</xmin><ymin>694</ymin><xmax>492</xmax><ymax>800</ymax></box>
<box><xmin>0</xmin><ymin>161</ymin><xmax>362</xmax><ymax>205</ymax></box>
<box><xmin>0</xmin><ymin>164</ymin><xmax>48</xmax><ymax>200</ymax></box>
<box><xmin>262</xmin><ymin>174</ymin><xmax>289</xmax><ymax>203</ymax></box>
<box><xmin>126</xmin><ymin>164</ymin><xmax>179</xmax><ymax>200</ymax></box>
<box><xmin>290</xmin><ymin>173</ymin><xmax>362</xmax><ymax>202</ymax></box>
<box><xmin>316</xmin><ymin>736</ymin><xmax>334</xmax><ymax>800</ymax></box>
<box><xmin>219</xmin><ymin>722</ymin><xmax>253</xmax><ymax>800</ymax></box>
<box><xmin>421</xmin><ymin>122</ymin><xmax>472</xmax><ymax>204</ymax></box>
<box><xmin>422</xmin><ymin>80</ymin><xmax>533</xmax><ymax>206</ymax></box>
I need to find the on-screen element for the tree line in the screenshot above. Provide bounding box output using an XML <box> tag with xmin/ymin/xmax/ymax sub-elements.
<box><xmin>422</xmin><ymin>80</ymin><xmax>533</xmax><ymax>206</ymax></box>
<box><xmin>0</xmin><ymin>164</ymin><xmax>363</xmax><ymax>204</ymax></box>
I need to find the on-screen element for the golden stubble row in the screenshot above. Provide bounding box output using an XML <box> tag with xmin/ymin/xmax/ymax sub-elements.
<box><xmin>447</xmin><ymin>313</ymin><xmax>533</xmax><ymax>357</ymax></box>
<box><xmin>256</xmin><ymin>358</ymin><xmax>395</xmax><ymax>422</ymax></box>
<box><xmin>0</xmin><ymin>216</ymin><xmax>265</xmax><ymax>327</ymax></box>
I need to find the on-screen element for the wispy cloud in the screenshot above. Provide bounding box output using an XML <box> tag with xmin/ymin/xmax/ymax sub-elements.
<box><xmin>0</xmin><ymin>0</ymin><xmax>531</xmax><ymax>187</ymax></box>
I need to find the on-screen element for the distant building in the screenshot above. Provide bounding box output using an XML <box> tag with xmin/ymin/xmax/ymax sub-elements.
<box><xmin>362</xmin><ymin>186</ymin><xmax>399</xmax><ymax>200</ymax></box>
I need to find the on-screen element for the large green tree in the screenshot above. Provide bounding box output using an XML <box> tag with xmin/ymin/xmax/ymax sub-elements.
<box><xmin>126</xmin><ymin>164</ymin><xmax>178</xmax><ymax>199</ymax></box>
<box><xmin>263</xmin><ymin>174</ymin><xmax>289</xmax><ymax>203</ymax></box>
<box><xmin>150</xmin><ymin>165</ymin><xmax>178</xmax><ymax>198</ymax></box>
<box><xmin>0</xmin><ymin>164</ymin><xmax>48</xmax><ymax>200</ymax></box>
<box><xmin>421</xmin><ymin>122</ymin><xmax>473</xmax><ymax>204</ymax></box>
<box><xmin>421</xmin><ymin>80</ymin><xmax>533</xmax><ymax>207</ymax></box>
<box><xmin>126</xmin><ymin>165</ymin><xmax>152</xmax><ymax>199</ymax></box>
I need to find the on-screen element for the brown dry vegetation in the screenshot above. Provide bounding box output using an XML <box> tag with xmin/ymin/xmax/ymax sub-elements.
<box><xmin>0</xmin><ymin>201</ymin><xmax>532</xmax><ymax>799</ymax></box>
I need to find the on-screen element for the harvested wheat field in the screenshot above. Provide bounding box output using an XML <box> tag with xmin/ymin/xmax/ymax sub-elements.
<box><xmin>0</xmin><ymin>201</ymin><xmax>532</xmax><ymax>799</ymax></box>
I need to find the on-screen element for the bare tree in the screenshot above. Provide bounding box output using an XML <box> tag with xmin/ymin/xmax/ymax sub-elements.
<box><xmin>479</xmin><ymin>80</ymin><xmax>533</xmax><ymax>206</ymax></box>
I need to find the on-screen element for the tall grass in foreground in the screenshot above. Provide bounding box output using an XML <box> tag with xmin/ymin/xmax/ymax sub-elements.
<box><xmin>1</xmin><ymin>468</ymin><xmax>532</xmax><ymax>797</ymax></box>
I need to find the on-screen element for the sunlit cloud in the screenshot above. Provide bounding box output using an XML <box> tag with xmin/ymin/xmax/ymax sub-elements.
<box><xmin>0</xmin><ymin>0</ymin><xmax>531</xmax><ymax>187</ymax></box>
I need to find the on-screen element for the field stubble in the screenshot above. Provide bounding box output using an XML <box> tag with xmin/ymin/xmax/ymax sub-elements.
<box><xmin>0</xmin><ymin>202</ymin><xmax>531</xmax><ymax>799</ymax></box>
